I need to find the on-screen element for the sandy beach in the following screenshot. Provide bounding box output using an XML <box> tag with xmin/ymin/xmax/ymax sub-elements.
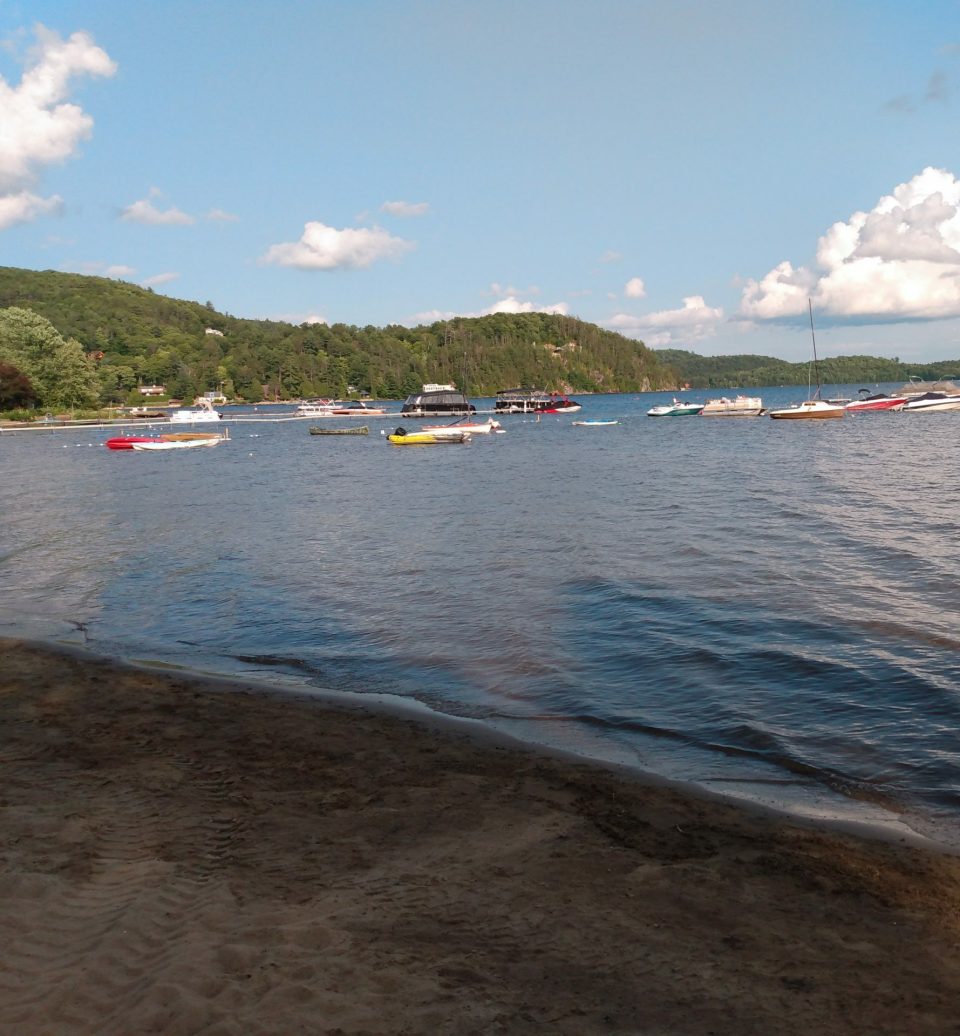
<box><xmin>1</xmin><ymin>637</ymin><xmax>959</xmax><ymax>1034</ymax></box>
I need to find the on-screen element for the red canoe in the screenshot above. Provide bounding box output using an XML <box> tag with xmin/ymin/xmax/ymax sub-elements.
<box><xmin>105</xmin><ymin>436</ymin><xmax>160</xmax><ymax>450</ymax></box>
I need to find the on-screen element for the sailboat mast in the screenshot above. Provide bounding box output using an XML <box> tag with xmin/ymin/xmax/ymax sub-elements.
<box><xmin>808</xmin><ymin>298</ymin><xmax>823</xmax><ymax>398</ymax></box>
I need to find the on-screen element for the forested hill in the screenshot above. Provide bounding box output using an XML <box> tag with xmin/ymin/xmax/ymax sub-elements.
<box><xmin>0</xmin><ymin>267</ymin><xmax>676</xmax><ymax>404</ymax></box>
<box><xmin>657</xmin><ymin>348</ymin><xmax>960</xmax><ymax>389</ymax></box>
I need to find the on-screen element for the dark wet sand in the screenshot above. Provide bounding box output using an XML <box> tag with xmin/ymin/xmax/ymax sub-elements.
<box><xmin>2</xmin><ymin>636</ymin><xmax>960</xmax><ymax>1035</ymax></box>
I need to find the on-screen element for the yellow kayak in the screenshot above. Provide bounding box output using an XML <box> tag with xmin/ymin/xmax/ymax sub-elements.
<box><xmin>387</xmin><ymin>427</ymin><xmax>470</xmax><ymax>445</ymax></box>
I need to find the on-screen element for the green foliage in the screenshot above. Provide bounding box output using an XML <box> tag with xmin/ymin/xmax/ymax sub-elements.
<box><xmin>657</xmin><ymin>347</ymin><xmax>960</xmax><ymax>388</ymax></box>
<box><xmin>0</xmin><ymin>360</ymin><xmax>39</xmax><ymax>409</ymax></box>
<box><xmin>0</xmin><ymin>305</ymin><xmax>101</xmax><ymax>409</ymax></box>
<box><xmin>0</xmin><ymin>267</ymin><xmax>678</xmax><ymax>400</ymax></box>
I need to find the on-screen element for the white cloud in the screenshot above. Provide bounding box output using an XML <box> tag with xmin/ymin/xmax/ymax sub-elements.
<box><xmin>598</xmin><ymin>250</ymin><xmax>622</xmax><ymax>264</ymax></box>
<box><xmin>624</xmin><ymin>276</ymin><xmax>646</xmax><ymax>299</ymax></box>
<box><xmin>141</xmin><ymin>271</ymin><xmax>180</xmax><ymax>287</ymax></box>
<box><xmin>741</xmin><ymin>167</ymin><xmax>960</xmax><ymax>322</ymax></box>
<box><xmin>261</xmin><ymin>221</ymin><xmax>414</xmax><ymax>270</ymax></box>
<box><xmin>205</xmin><ymin>208</ymin><xmax>239</xmax><ymax>222</ymax></box>
<box><xmin>269</xmin><ymin>312</ymin><xmax>328</xmax><ymax>325</ymax></box>
<box><xmin>380</xmin><ymin>200</ymin><xmax>430</xmax><ymax>217</ymax></box>
<box><xmin>0</xmin><ymin>189</ymin><xmax>62</xmax><ymax>229</ymax></box>
<box><xmin>487</xmin><ymin>282</ymin><xmax>541</xmax><ymax>298</ymax></box>
<box><xmin>104</xmin><ymin>264</ymin><xmax>135</xmax><ymax>278</ymax></box>
<box><xmin>409</xmin><ymin>295</ymin><xmax>569</xmax><ymax>323</ymax></box>
<box><xmin>606</xmin><ymin>296</ymin><xmax>724</xmax><ymax>346</ymax></box>
<box><xmin>0</xmin><ymin>25</ymin><xmax>115</xmax><ymax>226</ymax></box>
<box><xmin>485</xmin><ymin>296</ymin><xmax>569</xmax><ymax>316</ymax></box>
<box><xmin>409</xmin><ymin>309</ymin><xmax>461</xmax><ymax>324</ymax></box>
<box><xmin>121</xmin><ymin>193</ymin><xmax>194</xmax><ymax>226</ymax></box>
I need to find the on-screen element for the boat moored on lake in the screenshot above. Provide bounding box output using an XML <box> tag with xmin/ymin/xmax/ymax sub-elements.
<box><xmin>400</xmin><ymin>384</ymin><xmax>475</xmax><ymax>418</ymax></box>
<box><xmin>647</xmin><ymin>399</ymin><xmax>705</xmax><ymax>417</ymax></box>
<box><xmin>387</xmin><ymin>426</ymin><xmax>471</xmax><ymax>445</ymax></box>
<box><xmin>170</xmin><ymin>397</ymin><xmax>222</xmax><ymax>423</ymax></box>
<box><xmin>900</xmin><ymin>391</ymin><xmax>960</xmax><ymax>413</ymax></box>
<box><xmin>700</xmin><ymin>395</ymin><xmax>764</xmax><ymax>417</ymax></box>
<box><xmin>845</xmin><ymin>390</ymin><xmax>908</xmax><ymax>412</ymax></box>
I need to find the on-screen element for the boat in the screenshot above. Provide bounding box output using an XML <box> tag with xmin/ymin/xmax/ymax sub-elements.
<box><xmin>768</xmin><ymin>302</ymin><xmax>845</xmax><ymax>420</ymax></box>
<box><xmin>105</xmin><ymin>436</ymin><xmax>160</xmax><ymax>450</ymax></box>
<box><xmin>400</xmin><ymin>383</ymin><xmax>475</xmax><ymax>418</ymax></box>
<box><xmin>170</xmin><ymin>397</ymin><xmax>222</xmax><ymax>423</ymax></box>
<box><xmin>900</xmin><ymin>392</ymin><xmax>960</xmax><ymax>413</ymax></box>
<box><xmin>767</xmin><ymin>399</ymin><xmax>846</xmax><ymax>420</ymax></box>
<box><xmin>130</xmin><ymin>436</ymin><xmax>225</xmax><ymax>450</ymax></box>
<box><xmin>494</xmin><ymin>388</ymin><xmax>557</xmax><ymax>413</ymax></box>
<box><xmin>387</xmin><ymin>426</ymin><xmax>470</xmax><ymax>445</ymax></box>
<box><xmin>647</xmin><ymin>399</ymin><xmax>705</xmax><ymax>417</ymax></box>
<box><xmin>533</xmin><ymin>393</ymin><xmax>581</xmax><ymax>414</ymax></box>
<box><xmin>421</xmin><ymin>418</ymin><xmax>503</xmax><ymax>436</ymax></box>
<box><xmin>330</xmin><ymin>400</ymin><xmax>387</xmax><ymax>416</ymax></box>
<box><xmin>572</xmin><ymin>420</ymin><xmax>618</xmax><ymax>426</ymax></box>
<box><xmin>296</xmin><ymin>399</ymin><xmax>339</xmax><ymax>416</ymax></box>
<box><xmin>844</xmin><ymin>389</ymin><xmax>908</xmax><ymax>412</ymax></box>
<box><xmin>105</xmin><ymin>432</ymin><xmax>223</xmax><ymax>450</ymax></box>
<box><xmin>128</xmin><ymin>407</ymin><xmax>166</xmax><ymax>419</ymax></box>
<box><xmin>309</xmin><ymin>425</ymin><xmax>369</xmax><ymax>435</ymax></box>
<box><xmin>700</xmin><ymin>395</ymin><xmax>764</xmax><ymax>417</ymax></box>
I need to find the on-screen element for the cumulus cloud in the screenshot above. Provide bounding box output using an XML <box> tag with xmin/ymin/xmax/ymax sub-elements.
<box><xmin>409</xmin><ymin>309</ymin><xmax>461</xmax><ymax>324</ymax></box>
<box><xmin>261</xmin><ymin>221</ymin><xmax>414</xmax><ymax>270</ymax></box>
<box><xmin>380</xmin><ymin>200</ymin><xmax>430</xmax><ymax>217</ymax></box>
<box><xmin>606</xmin><ymin>296</ymin><xmax>724</xmax><ymax>346</ymax></box>
<box><xmin>741</xmin><ymin>167</ymin><xmax>960</xmax><ymax>322</ymax></box>
<box><xmin>624</xmin><ymin>276</ymin><xmax>646</xmax><ymax>299</ymax></box>
<box><xmin>0</xmin><ymin>25</ymin><xmax>115</xmax><ymax>226</ymax></box>
<box><xmin>205</xmin><ymin>208</ymin><xmax>239</xmax><ymax>222</ymax></box>
<box><xmin>121</xmin><ymin>191</ymin><xmax>194</xmax><ymax>226</ymax></box>
<box><xmin>141</xmin><ymin>271</ymin><xmax>180</xmax><ymax>287</ymax></box>
<box><xmin>0</xmin><ymin>190</ymin><xmax>62</xmax><ymax>229</ymax></box>
<box><xmin>485</xmin><ymin>296</ymin><xmax>569</xmax><ymax>316</ymax></box>
<box><xmin>408</xmin><ymin>295</ymin><xmax>569</xmax><ymax>323</ymax></box>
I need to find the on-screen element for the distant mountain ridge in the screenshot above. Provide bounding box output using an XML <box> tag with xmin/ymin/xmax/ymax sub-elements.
<box><xmin>0</xmin><ymin>266</ymin><xmax>676</xmax><ymax>403</ymax></box>
<box><xmin>656</xmin><ymin>347</ymin><xmax>960</xmax><ymax>389</ymax></box>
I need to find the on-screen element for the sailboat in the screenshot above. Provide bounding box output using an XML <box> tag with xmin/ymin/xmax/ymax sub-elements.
<box><xmin>768</xmin><ymin>300</ymin><xmax>845</xmax><ymax>420</ymax></box>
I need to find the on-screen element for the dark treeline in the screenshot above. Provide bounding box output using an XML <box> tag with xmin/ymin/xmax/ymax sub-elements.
<box><xmin>0</xmin><ymin>267</ymin><xmax>675</xmax><ymax>405</ymax></box>
<box><xmin>656</xmin><ymin>348</ymin><xmax>960</xmax><ymax>388</ymax></box>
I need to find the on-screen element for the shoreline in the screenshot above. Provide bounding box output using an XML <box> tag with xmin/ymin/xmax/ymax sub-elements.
<box><xmin>3</xmin><ymin>635</ymin><xmax>960</xmax><ymax>1033</ymax></box>
<box><xmin>12</xmin><ymin>628</ymin><xmax>948</xmax><ymax>855</ymax></box>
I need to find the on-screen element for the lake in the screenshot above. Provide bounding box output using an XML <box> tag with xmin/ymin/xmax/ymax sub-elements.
<box><xmin>3</xmin><ymin>385</ymin><xmax>959</xmax><ymax>847</ymax></box>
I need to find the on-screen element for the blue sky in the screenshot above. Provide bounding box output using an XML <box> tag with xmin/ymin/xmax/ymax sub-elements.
<box><xmin>3</xmin><ymin>0</ymin><xmax>960</xmax><ymax>362</ymax></box>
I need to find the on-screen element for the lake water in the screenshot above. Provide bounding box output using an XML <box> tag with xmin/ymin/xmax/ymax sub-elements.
<box><xmin>3</xmin><ymin>386</ymin><xmax>960</xmax><ymax>847</ymax></box>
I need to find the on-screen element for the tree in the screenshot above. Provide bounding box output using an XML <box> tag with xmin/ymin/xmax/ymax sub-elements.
<box><xmin>0</xmin><ymin>361</ymin><xmax>39</xmax><ymax>409</ymax></box>
<box><xmin>0</xmin><ymin>307</ymin><xmax>100</xmax><ymax>409</ymax></box>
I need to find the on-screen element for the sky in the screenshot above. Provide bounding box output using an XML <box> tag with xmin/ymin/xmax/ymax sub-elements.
<box><xmin>3</xmin><ymin>0</ymin><xmax>960</xmax><ymax>362</ymax></box>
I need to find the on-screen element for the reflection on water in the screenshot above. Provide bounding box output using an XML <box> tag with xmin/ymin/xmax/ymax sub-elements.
<box><xmin>2</xmin><ymin>389</ymin><xmax>959</xmax><ymax>844</ymax></box>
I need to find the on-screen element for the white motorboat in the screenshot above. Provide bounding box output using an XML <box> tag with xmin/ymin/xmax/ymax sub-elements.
<box><xmin>170</xmin><ymin>397</ymin><xmax>222</xmax><ymax>423</ymax></box>
<box><xmin>900</xmin><ymin>392</ymin><xmax>960</xmax><ymax>413</ymax></box>
<box><xmin>647</xmin><ymin>399</ymin><xmax>704</xmax><ymax>416</ymax></box>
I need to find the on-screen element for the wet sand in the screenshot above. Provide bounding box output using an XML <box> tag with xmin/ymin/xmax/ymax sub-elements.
<box><xmin>2</xmin><ymin>636</ymin><xmax>960</xmax><ymax>1035</ymax></box>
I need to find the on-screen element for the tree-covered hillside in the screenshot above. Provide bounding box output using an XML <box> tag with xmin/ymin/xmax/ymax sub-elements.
<box><xmin>657</xmin><ymin>348</ymin><xmax>960</xmax><ymax>388</ymax></box>
<box><xmin>0</xmin><ymin>267</ymin><xmax>676</xmax><ymax>406</ymax></box>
